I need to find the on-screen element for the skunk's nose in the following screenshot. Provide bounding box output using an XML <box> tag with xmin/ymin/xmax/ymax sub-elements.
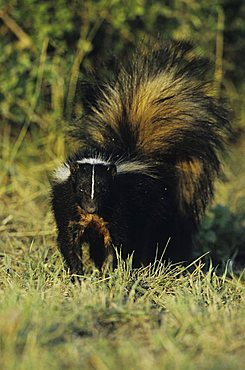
<box><xmin>86</xmin><ymin>205</ymin><xmax>97</xmax><ymax>214</ymax></box>
<box><xmin>85</xmin><ymin>200</ymin><xmax>97</xmax><ymax>214</ymax></box>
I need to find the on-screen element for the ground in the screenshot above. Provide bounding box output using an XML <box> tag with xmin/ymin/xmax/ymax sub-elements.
<box><xmin>0</xmin><ymin>130</ymin><xmax>244</xmax><ymax>370</ymax></box>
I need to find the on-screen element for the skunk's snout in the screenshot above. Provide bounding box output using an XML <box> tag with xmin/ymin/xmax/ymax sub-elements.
<box><xmin>86</xmin><ymin>205</ymin><xmax>97</xmax><ymax>214</ymax></box>
<box><xmin>84</xmin><ymin>199</ymin><xmax>97</xmax><ymax>214</ymax></box>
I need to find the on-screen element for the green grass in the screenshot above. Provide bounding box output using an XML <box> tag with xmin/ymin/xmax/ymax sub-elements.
<box><xmin>0</xmin><ymin>128</ymin><xmax>245</xmax><ymax>370</ymax></box>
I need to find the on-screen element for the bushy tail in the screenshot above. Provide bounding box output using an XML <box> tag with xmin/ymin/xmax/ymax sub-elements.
<box><xmin>70</xmin><ymin>41</ymin><xmax>231</xmax><ymax>222</ymax></box>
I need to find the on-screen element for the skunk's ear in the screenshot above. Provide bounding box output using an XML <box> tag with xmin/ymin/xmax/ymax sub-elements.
<box><xmin>107</xmin><ymin>164</ymin><xmax>117</xmax><ymax>178</ymax></box>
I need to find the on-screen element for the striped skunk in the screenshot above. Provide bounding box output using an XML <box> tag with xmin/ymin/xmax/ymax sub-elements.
<box><xmin>51</xmin><ymin>41</ymin><xmax>230</xmax><ymax>274</ymax></box>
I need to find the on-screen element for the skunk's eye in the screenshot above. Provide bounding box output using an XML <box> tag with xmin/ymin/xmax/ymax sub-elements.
<box><xmin>79</xmin><ymin>187</ymin><xmax>84</xmax><ymax>193</ymax></box>
<box><xmin>107</xmin><ymin>164</ymin><xmax>117</xmax><ymax>177</ymax></box>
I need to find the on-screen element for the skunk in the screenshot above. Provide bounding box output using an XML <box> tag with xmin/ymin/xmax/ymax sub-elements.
<box><xmin>51</xmin><ymin>41</ymin><xmax>230</xmax><ymax>274</ymax></box>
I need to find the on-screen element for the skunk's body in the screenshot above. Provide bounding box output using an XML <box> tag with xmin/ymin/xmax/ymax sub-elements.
<box><xmin>51</xmin><ymin>42</ymin><xmax>230</xmax><ymax>273</ymax></box>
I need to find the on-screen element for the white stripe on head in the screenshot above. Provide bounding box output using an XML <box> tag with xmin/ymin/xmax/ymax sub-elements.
<box><xmin>76</xmin><ymin>157</ymin><xmax>111</xmax><ymax>166</ymax></box>
<box><xmin>91</xmin><ymin>165</ymin><xmax>95</xmax><ymax>199</ymax></box>
<box><xmin>53</xmin><ymin>163</ymin><xmax>71</xmax><ymax>183</ymax></box>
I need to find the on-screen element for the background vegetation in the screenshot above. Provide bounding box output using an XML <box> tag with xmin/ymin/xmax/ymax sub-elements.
<box><xmin>0</xmin><ymin>1</ymin><xmax>244</xmax><ymax>369</ymax></box>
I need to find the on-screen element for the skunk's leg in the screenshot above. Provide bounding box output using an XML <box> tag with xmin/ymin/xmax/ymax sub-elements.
<box><xmin>57</xmin><ymin>223</ymin><xmax>84</xmax><ymax>275</ymax></box>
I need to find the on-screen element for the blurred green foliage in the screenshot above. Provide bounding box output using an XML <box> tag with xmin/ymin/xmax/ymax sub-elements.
<box><xmin>194</xmin><ymin>205</ymin><xmax>245</xmax><ymax>272</ymax></box>
<box><xmin>0</xmin><ymin>0</ymin><xmax>244</xmax><ymax>131</ymax></box>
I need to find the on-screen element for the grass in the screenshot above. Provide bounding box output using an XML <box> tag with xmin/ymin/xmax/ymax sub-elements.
<box><xmin>0</xmin><ymin>127</ymin><xmax>245</xmax><ymax>370</ymax></box>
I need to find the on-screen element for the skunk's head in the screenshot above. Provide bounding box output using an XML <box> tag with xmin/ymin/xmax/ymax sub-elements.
<box><xmin>70</xmin><ymin>161</ymin><xmax>117</xmax><ymax>215</ymax></box>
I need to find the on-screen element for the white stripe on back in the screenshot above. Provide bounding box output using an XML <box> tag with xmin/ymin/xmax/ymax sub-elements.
<box><xmin>116</xmin><ymin>161</ymin><xmax>157</xmax><ymax>178</ymax></box>
<box><xmin>53</xmin><ymin>157</ymin><xmax>157</xmax><ymax>185</ymax></box>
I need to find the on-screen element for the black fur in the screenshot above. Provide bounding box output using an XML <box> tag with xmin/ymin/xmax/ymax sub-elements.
<box><xmin>51</xmin><ymin>42</ymin><xmax>231</xmax><ymax>274</ymax></box>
